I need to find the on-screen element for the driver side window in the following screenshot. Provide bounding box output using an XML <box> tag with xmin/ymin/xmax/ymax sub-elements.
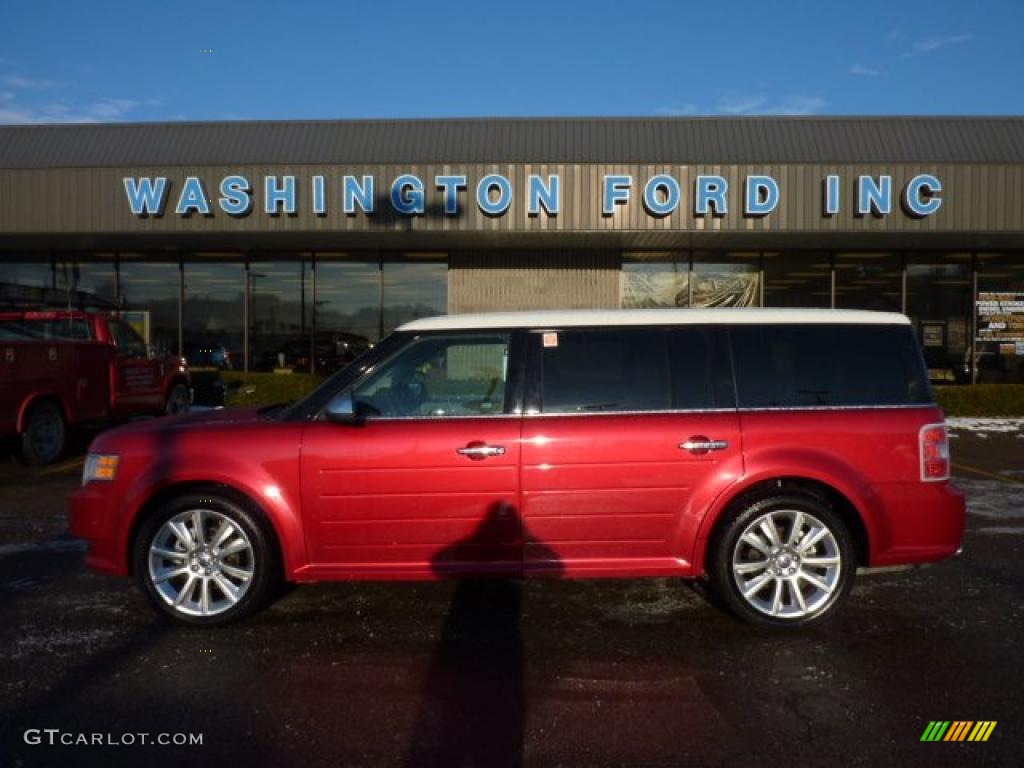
<box><xmin>352</xmin><ymin>333</ymin><xmax>510</xmax><ymax>418</ymax></box>
<box><xmin>109</xmin><ymin>319</ymin><xmax>148</xmax><ymax>358</ymax></box>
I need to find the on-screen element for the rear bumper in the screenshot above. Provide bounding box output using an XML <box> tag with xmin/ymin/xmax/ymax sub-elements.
<box><xmin>870</xmin><ymin>480</ymin><xmax>967</xmax><ymax>567</ymax></box>
<box><xmin>69</xmin><ymin>484</ymin><xmax>129</xmax><ymax>576</ymax></box>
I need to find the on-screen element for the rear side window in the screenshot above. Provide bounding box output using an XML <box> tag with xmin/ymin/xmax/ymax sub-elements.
<box><xmin>669</xmin><ymin>326</ymin><xmax>735</xmax><ymax>409</ymax></box>
<box><xmin>540</xmin><ymin>328</ymin><xmax>671</xmax><ymax>413</ymax></box>
<box><xmin>730</xmin><ymin>324</ymin><xmax>932</xmax><ymax>408</ymax></box>
<box><xmin>0</xmin><ymin>318</ymin><xmax>92</xmax><ymax>341</ymax></box>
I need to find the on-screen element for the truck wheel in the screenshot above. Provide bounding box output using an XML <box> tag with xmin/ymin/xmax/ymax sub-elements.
<box><xmin>165</xmin><ymin>382</ymin><xmax>190</xmax><ymax>416</ymax></box>
<box><xmin>708</xmin><ymin>494</ymin><xmax>855</xmax><ymax>629</ymax></box>
<box><xmin>21</xmin><ymin>400</ymin><xmax>66</xmax><ymax>466</ymax></box>
<box><xmin>133</xmin><ymin>493</ymin><xmax>281</xmax><ymax>625</ymax></box>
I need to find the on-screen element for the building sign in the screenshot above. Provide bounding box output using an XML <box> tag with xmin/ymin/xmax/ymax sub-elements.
<box><xmin>977</xmin><ymin>291</ymin><xmax>1024</xmax><ymax>346</ymax></box>
<box><xmin>122</xmin><ymin>172</ymin><xmax>943</xmax><ymax>221</ymax></box>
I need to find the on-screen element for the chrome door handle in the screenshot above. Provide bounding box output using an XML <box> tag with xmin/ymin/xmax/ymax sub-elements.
<box><xmin>680</xmin><ymin>436</ymin><xmax>729</xmax><ymax>455</ymax></box>
<box><xmin>456</xmin><ymin>444</ymin><xmax>506</xmax><ymax>460</ymax></box>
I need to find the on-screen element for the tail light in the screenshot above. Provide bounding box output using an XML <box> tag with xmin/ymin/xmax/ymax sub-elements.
<box><xmin>919</xmin><ymin>423</ymin><xmax>951</xmax><ymax>482</ymax></box>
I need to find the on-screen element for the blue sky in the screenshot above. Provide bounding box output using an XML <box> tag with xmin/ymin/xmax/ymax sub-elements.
<box><xmin>1</xmin><ymin>0</ymin><xmax>1021</xmax><ymax>123</ymax></box>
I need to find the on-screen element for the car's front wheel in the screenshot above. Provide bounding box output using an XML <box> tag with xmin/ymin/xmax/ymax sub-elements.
<box><xmin>133</xmin><ymin>493</ymin><xmax>280</xmax><ymax>625</ymax></box>
<box><xmin>165</xmin><ymin>382</ymin><xmax>191</xmax><ymax>416</ymax></box>
<box><xmin>708</xmin><ymin>494</ymin><xmax>855</xmax><ymax>628</ymax></box>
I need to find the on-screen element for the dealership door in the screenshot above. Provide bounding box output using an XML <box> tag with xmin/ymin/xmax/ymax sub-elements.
<box><xmin>520</xmin><ymin>326</ymin><xmax>741</xmax><ymax>577</ymax></box>
<box><xmin>300</xmin><ymin>332</ymin><xmax>523</xmax><ymax>576</ymax></box>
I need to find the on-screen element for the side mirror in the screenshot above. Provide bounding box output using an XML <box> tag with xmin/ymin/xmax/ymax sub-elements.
<box><xmin>325</xmin><ymin>391</ymin><xmax>362</xmax><ymax>425</ymax></box>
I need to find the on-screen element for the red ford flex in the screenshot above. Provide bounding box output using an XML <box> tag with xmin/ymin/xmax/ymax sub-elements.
<box><xmin>69</xmin><ymin>309</ymin><xmax>965</xmax><ymax>628</ymax></box>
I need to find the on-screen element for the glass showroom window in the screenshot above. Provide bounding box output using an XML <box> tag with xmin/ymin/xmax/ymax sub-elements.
<box><xmin>183</xmin><ymin>261</ymin><xmax>245</xmax><ymax>371</ymax></box>
<box><xmin>834</xmin><ymin>253</ymin><xmax>902</xmax><ymax>312</ymax></box>
<box><xmin>55</xmin><ymin>257</ymin><xmax>118</xmax><ymax>311</ymax></box>
<box><xmin>692</xmin><ymin>252</ymin><xmax>760</xmax><ymax>307</ymax></box>
<box><xmin>0</xmin><ymin>261</ymin><xmax>53</xmax><ymax>310</ymax></box>
<box><xmin>976</xmin><ymin>252</ymin><xmax>1024</xmax><ymax>384</ymax></box>
<box><xmin>620</xmin><ymin>252</ymin><xmax>689</xmax><ymax>308</ymax></box>
<box><xmin>905</xmin><ymin>254</ymin><xmax>972</xmax><ymax>384</ymax></box>
<box><xmin>381</xmin><ymin>255</ymin><xmax>447</xmax><ymax>336</ymax></box>
<box><xmin>118</xmin><ymin>259</ymin><xmax>180</xmax><ymax>356</ymax></box>
<box><xmin>315</xmin><ymin>256</ymin><xmax>381</xmax><ymax>342</ymax></box>
<box><xmin>763</xmin><ymin>252</ymin><xmax>832</xmax><ymax>308</ymax></box>
<box><xmin>249</xmin><ymin>259</ymin><xmax>311</xmax><ymax>372</ymax></box>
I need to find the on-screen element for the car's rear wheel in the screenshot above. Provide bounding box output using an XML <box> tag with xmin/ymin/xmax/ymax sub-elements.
<box><xmin>165</xmin><ymin>382</ymin><xmax>190</xmax><ymax>416</ymax></box>
<box><xmin>133</xmin><ymin>493</ymin><xmax>280</xmax><ymax>625</ymax></box>
<box><xmin>20</xmin><ymin>400</ymin><xmax>66</xmax><ymax>466</ymax></box>
<box><xmin>708</xmin><ymin>494</ymin><xmax>855</xmax><ymax>628</ymax></box>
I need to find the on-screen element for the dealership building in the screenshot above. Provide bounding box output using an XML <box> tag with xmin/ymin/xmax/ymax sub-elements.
<box><xmin>1</xmin><ymin>116</ymin><xmax>1022</xmax><ymax>382</ymax></box>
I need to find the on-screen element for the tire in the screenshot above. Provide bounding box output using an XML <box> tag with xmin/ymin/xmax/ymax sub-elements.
<box><xmin>707</xmin><ymin>494</ymin><xmax>855</xmax><ymax>629</ymax></box>
<box><xmin>165</xmin><ymin>382</ymin><xmax>191</xmax><ymax>416</ymax></box>
<box><xmin>20</xmin><ymin>400</ymin><xmax>66</xmax><ymax>466</ymax></box>
<box><xmin>133</xmin><ymin>492</ymin><xmax>281</xmax><ymax>626</ymax></box>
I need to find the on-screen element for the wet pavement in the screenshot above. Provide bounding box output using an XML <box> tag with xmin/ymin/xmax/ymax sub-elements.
<box><xmin>0</xmin><ymin>432</ymin><xmax>1021</xmax><ymax>767</ymax></box>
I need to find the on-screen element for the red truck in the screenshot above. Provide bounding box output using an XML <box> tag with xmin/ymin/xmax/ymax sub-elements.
<box><xmin>1</xmin><ymin>310</ymin><xmax>190</xmax><ymax>465</ymax></box>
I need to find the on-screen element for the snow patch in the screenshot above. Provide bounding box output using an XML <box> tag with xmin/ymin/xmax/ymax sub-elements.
<box><xmin>958</xmin><ymin>478</ymin><xmax>1024</xmax><ymax>519</ymax></box>
<box><xmin>946</xmin><ymin>418</ymin><xmax>1024</xmax><ymax>434</ymax></box>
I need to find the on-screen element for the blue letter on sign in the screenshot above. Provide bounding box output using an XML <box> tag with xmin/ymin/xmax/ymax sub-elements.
<box><xmin>219</xmin><ymin>175</ymin><xmax>252</xmax><ymax>217</ymax></box>
<box><xmin>744</xmin><ymin>175</ymin><xmax>778</xmax><ymax>216</ymax></box>
<box><xmin>392</xmin><ymin>174</ymin><xmax>424</xmax><ymax>215</ymax></box>
<box><xmin>603</xmin><ymin>175</ymin><xmax>632</xmax><ymax>216</ymax></box>
<box><xmin>124</xmin><ymin>177</ymin><xmax>169</xmax><ymax>216</ymax></box>
<box><xmin>264</xmin><ymin>176</ymin><xmax>297</xmax><ymax>215</ymax></box>
<box><xmin>695</xmin><ymin>175</ymin><xmax>728</xmax><ymax>216</ymax></box>
<box><xmin>823</xmin><ymin>174</ymin><xmax>841</xmax><ymax>216</ymax></box>
<box><xmin>344</xmin><ymin>176</ymin><xmax>374</xmax><ymax>214</ymax></box>
<box><xmin>435</xmin><ymin>175</ymin><xmax>467</xmax><ymax>215</ymax></box>
<box><xmin>528</xmin><ymin>174</ymin><xmax>560</xmax><ymax>216</ymax></box>
<box><xmin>176</xmin><ymin>176</ymin><xmax>211</xmax><ymax>216</ymax></box>
<box><xmin>312</xmin><ymin>175</ymin><xmax>326</xmax><ymax>216</ymax></box>
<box><xmin>857</xmin><ymin>175</ymin><xmax>892</xmax><ymax>216</ymax></box>
<box><xmin>903</xmin><ymin>174</ymin><xmax>942</xmax><ymax>217</ymax></box>
<box><xmin>642</xmin><ymin>175</ymin><xmax>681</xmax><ymax>217</ymax></box>
<box><xmin>477</xmin><ymin>174</ymin><xmax>512</xmax><ymax>216</ymax></box>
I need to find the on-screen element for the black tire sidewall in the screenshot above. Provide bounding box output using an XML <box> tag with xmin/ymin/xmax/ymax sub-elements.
<box><xmin>709</xmin><ymin>494</ymin><xmax>856</xmax><ymax>629</ymax></box>
<box><xmin>133</xmin><ymin>493</ymin><xmax>279</xmax><ymax>626</ymax></box>
<box><xmin>165</xmin><ymin>383</ymin><xmax>190</xmax><ymax>416</ymax></box>
<box><xmin>21</xmin><ymin>401</ymin><xmax>66</xmax><ymax>465</ymax></box>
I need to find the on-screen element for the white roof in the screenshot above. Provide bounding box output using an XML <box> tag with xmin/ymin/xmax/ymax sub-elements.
<box><xmin>399</xmin><ymin>308</ymin><xmax>911</xmax><ymax>332</ymax></box>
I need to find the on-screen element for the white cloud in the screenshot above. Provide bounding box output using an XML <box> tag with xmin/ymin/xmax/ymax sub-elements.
<box><xmin>714</xmin><ymin>94</ymin><xmax>825</xmax><ymax>116</ymax></box>
<box><xmin>850</xmin><ymin>63</ymin><xmax>882</xmax><ymax>77</ymax></box>
<box><xmin>0</xmin><ymin>96</ymin><xmax>151</xmax><ymax>124</ymax></box>
<box><xmin>901</xmin><ymin>33</ymin><xmax>972</xmax><ymax>57</ymax></box>
<box><xmin>3</xmin><ymin>74</ymin><xmax>57</xmax><ymax>90</ymax></box>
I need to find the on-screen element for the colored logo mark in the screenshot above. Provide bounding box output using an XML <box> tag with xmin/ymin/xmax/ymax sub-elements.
<box><xmin>920</xmin><ymin>721</ymin><xmax>997</xmax><ymax>742</ymax></box>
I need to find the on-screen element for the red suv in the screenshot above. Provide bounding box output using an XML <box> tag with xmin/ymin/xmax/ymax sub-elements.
<box><xmin>70</xmin><ymin>309</ymin><xmax>965</xmax><ymax>628</ymax></box>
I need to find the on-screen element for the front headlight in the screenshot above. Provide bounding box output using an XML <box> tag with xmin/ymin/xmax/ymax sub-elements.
<box><xmin>82</xmin><ymin>453</ymin><xmax>119</xmax><ymax>485</ymax></box>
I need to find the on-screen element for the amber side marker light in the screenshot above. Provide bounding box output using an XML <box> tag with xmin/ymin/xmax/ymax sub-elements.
<box><xmin>82</xmin><ymin>454</ymin><xmax>119</xmax><ymax>485</ymax></box>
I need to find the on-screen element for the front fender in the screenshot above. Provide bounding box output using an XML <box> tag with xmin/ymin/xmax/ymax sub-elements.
<box><xmin>115</xmin><ymin>433</ymin><xmax>307</xmax><ymax>579</ymax></box>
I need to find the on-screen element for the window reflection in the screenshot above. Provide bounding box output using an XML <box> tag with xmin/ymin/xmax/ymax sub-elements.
<box><xmin>834</xmin><ymin>253</ymin><xmax>902</xmax><ymax>312</ymax></box>
<box><xmin>0</xmin><ymin>261</ymin><xmax>54</xmax><ymax>309</ymax></box>
<box><xmin>55</xmin><ymin>258</ymin><xmax>118</xmax><ymax>311</ymax></box>
<box><xmin>118</xmin><ymin>260</ymin><xmax>180</xmax><ymax>355</ymax></box>
<box><xmin>763</xmin><ymin>252</ymin><xmax>832</xmax><ymax>308</ymax></box>
<box><xmin>250</xmin><ymin>260</ymin><xmax>310</xmax><ymax>372</ymax></box>
<box><xmin>183</xmin><ymin>261</ymin><xmax>244</xmax><ymax>370</ymax></box>
<box><xmin>382</xmin><ymin>259</ymin><xmax>447</xmax><ymax>335</ymax></box>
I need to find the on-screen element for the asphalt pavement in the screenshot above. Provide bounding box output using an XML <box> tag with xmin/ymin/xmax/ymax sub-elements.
<box><xmin>0</xmin><ymin>430</ymin><xmax>1021</xmax><ymax>768</ymax></box>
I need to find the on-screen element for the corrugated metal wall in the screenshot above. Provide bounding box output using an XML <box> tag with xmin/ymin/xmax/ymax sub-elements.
<box><xmin>1</xmin><ymin>163</ymin><xmax>1022</xmax><ymax>238</ymax></box>
<box><xmin>449</xmin><ymin>251</ymin><xmax>620</xmax><ymax>313</ymax></box>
